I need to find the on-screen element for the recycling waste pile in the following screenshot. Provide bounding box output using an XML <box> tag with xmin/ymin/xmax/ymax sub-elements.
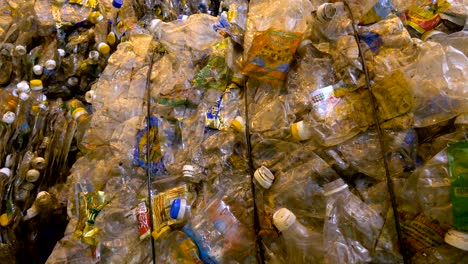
<box><xmin>0</xmin><ymin>0</ymin><xmax>468</xmax><ymax>263</ymax></box>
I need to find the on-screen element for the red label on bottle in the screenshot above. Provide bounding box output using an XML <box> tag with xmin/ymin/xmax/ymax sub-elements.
<box><xmin>137</xmin><ymin>201</ymin><xmax>151</xmax><ymax>240</ymax></box>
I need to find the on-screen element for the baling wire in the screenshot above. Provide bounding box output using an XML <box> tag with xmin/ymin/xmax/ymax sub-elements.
<box><xmin>343</xmin><ymin>2</ymin><xmax>408</xmax><ymax>263</ymax></box>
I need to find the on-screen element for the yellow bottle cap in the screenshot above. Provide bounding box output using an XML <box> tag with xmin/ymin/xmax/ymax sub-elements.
<box><xmin>89</xmin><ymin>11</ymin><xmax>104</xmax><ymax>24</ymax></box>
<box><xmin>30</xmin><ymin>79</ymin><xmax>43</xmax><ymax>87</ymax></box>
<box><xmin>72</xmin><ymin>108</ymin><xmax>89</xmax><ymax>121</ymax></box>
<box><xmin>98</xmin><ymin>42</ymin><xmax>110</xmax><ymax>55</ymax></box>
<box><xmin>0</xmin><ymin>213</ymin><xmax>9</xmax><ymax>226</ymax></box>
<box><xmin>231</xmin><ymin>116</ymin><xmax>245</xmax><ymax>133</ymax></box>
<box><xmin>107</xmin><ymin>32</ymin><xmax>116</xmax><ymax>45</ymax></box>
<box><xmin>290</xmin><ymin>122</ymin><xmax>302</xmax><ymax>141</ymax></box>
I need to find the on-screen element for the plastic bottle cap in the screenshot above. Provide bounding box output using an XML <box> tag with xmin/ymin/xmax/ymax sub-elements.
<box><xmin>231</xmin><ymin>116</ymin><xmax>245</xmax><ymax>133</ymax></box>
<box><xmin>45</xmin><ymin>60</ymin><xmax>57</xmax><ymax>70</ymax></box>
<box><xmin>17</xmin><ymin>81</ymin><xmax>30</xmax><ymax>93</ymax></box>
<box><xmin>254</xmin><ymin>166</ymin><xmax>275</xmax><ymax>189</ymax></box>
<box><xmin>316</xmin><ymin>3</ymin><xmax>337</xmax><ymax>24</ymax></box>
<box><xmin>19</xmin><ymin>92</ymin><xmax>29</xmax><ymax>101</ymax></box>
<box><xmin>273</xmin><ymin>208</ymin><xmax>296</xmax><ymax>232</ymax></box>
<box><xmin>323</xmin><ymin>178</ymin><xmax>348</xmax><ymax>197</ymax></box>
<box><xmin>36</xmin><ymin>191</ymin><xmax>50</xmax><ymax>202</ymax></box>
<box><xmin>85</xmin><ymin>90</ymin><xmax>96</xmax><ymax>103</ymax></box>
<box><xmin>89</xmin><ymin>11</ymin><xmax>104</xmax><ymax>24</ymax></box>
<box><xmin>445</xmin><ymin>229</ymin><xmax>468</xmax><ymax>251</ymax></box>
<box><xmin>182</xmin><ymin>164</ymin><xmax>195</xmax><ymax>178</ymax></box>
<box><xmin>26</xmin><ymin>169</ymin><xmax>40</xmax><ymax>182</ymax></box>
<box><xmin>72</xmin><ymin>108</ymin><xmax>88</xmax><ymax>121</ymax></box>
<box><xmin>33</xmin><ymin>65</ymin><xmax>43</xmax><ymax>75</ymax></box>
<box><xmin>291</xmin><ymin>121</ymin><xmax>311</xmax><ymax>141</ymax></box>
<box><xmin>23</xmin><ymin>207</ymin><xmax>38</xmax><ymax>221</ymax></box>
<box><xmin>89</xmin><ymin>50</ymin><xmax>100</xmax><ymax>60</ymax></box>
<box><xmin>32</xmin><ymin>157</ymin><xmax>46</xmax><ymax>170</ymax></box>
<box><xmin>30</xmin><ymin>79</ymin><xmax>43</xmax><ymax>91</ymax></box>
<box><xmin>0</xmin><ymin>168</ymin><xmax>11</xmax><ymax>177</ymax></box>
<box><xmin>170</xmin><ymin>198</ymin><xmax>187</xmax><ymax>220</ymax></box>
<box><xmin>15</xmin><ymin>45</ymin><xmax>27</xmax><ymax>56</ymax></box>
<box><xmin>107</xmin><ymin>32</ymin><xmax>117</xmax><ymax>45</ymax></box>
<box><xmin>112</xmin><ymin>0</ymin><xmax>123</xmax><ymax>8</ymax></box>
<box><xmin>57</xmin><ymin>48</ymin><xmax>66</xmax><ymax>57</ymax></box>
<box><xmin>98</xmin><ymin>42</ymin><xmax>110</xmax><ymax>55</ymax></box>
<box><xmin>0</xmin><ymin>213</ymin><xmax>9</xmax><ymax>226</ymax></box>
<box><xmin>38</xmin><ymin>102</ymin><xmax>49</xmax><ymax>111</ymax></box>
<box><xmin>2</xmin><ymin>112</ymin><xmax>15</xmax><ymax>124</ymax></box>
<box><xmin>150</xmin><ymin>19</ymin><xmax>162</xmax><ymax>32</ymax></box>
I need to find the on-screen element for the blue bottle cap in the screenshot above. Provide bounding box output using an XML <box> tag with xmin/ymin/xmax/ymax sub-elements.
<box><xmin>112</xmin><ymin>0</ymin><xmax>123</xmax><ymax>8</ymax></box>
<box><xmin>170</xmin><ymin>198</ymin><xmax>181</xmax><ymax>219</ymax></box>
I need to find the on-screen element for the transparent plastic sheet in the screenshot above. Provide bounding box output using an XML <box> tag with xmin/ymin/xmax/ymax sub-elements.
<box><xmin>403</xmin><ymin>41</ymin><xmax>468</xmax><ymax>128</ymax></box>
<box><xmin>338</xmin><ymin>129</ymin><xmax>418</xmax><ymax>181</ymax></box>
<box><xmin>46</xmin><ymin>35</ymin><xmax>156</xmax><ymax>263</ymax></box>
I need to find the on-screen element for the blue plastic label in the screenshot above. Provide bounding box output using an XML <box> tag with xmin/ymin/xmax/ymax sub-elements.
<box><xmin>133</xmin><ymin>117</ymin><xmax>165</xmax><ymax>175</ymax></box>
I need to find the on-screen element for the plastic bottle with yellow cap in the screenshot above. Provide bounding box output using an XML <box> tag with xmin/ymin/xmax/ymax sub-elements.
<box><xmin>66</xmin><ymin>99</ymin><xmax>91</xmax><ymax>142</ymax></box>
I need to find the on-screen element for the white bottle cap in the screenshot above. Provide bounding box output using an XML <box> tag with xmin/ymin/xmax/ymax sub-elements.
<box><xmin>2</xmin><ymin>112</ymin><xmax>16</xmax><ymax>124</ymax></box>
<box><xmin>291</xmin><ymin>121</ymin><xmax>312</xmax><ymax>141</ymax></box>
<box><xmin>254</xmin><ymin>166</ymin><xmax>275</xmax><ymax>189</ymax></box>
<box><xmin>85</xmin><ymin>90</ymin><xmax>96</xmax><ymax>103</ymax></box>
<box><xmin>33</xmin><ymin>65</ymin><xmax>43</xmax><ymax>75</ymax></box>
<box><xmin>316</xmin><ymin>3</ymin><xmax>337</xmax><ymax>24</ymax></box>
<box><xmin>26</xmin><ymin>169</ymin><xmax>40</xmax><ymax>182</ymax></box>
<box><xmin>57</xmin><ymin>48</ymin><xmax>66</xmax><ymax>57</ymax></box>
<box><xmin>273</xmin><ymin>208</ymin><xmax>296</xmax><ymax>232</ymax></box>
<box><xmin>32</xmin><ymin>157</ymin><xmax>46</xmax><ymax>170</ymax></box>
<box><xmin>89</xmin><ymin>50</ymin><xmax>100</xmax><ymax>60</ymax></box>
<box><xmin>19</xmin><ymin>92</ymin><xmax>29</xmax><ymax>101</ymax></box>
<box><xmin>15</xmin><ymin>45</ymin><xmax>27</xmax><ymax>56</ymax></box>
<box><xmin>0</xmin><ymin>168</ymin><xmax>11</xmax><ymax>177</ymax></box>
<box><xmin>182</xmin><ymin>164</ymin><xmax>195</xmax><ymax>178</ymax></box>
<box><xmin>38</xmin><ymin>102</ymin><xmax>49</xmax><ymax>111</ymax></box>
<box><xmin>17</xmin><ymin>81</ymin><xmax>30</xmax><ymax>93</ymax></box>
<box><xmin>323</xmin><ymin>178</ymin><xmax>348</xmax><ymax>197</ymax></box>
<box><xmin>150</xmin><ymin>19</ymin><xmax>162</xmax><ymax>32</ymax></box>
<box><xmin>67</xmin><ymin>76</ymin><xmax>79</xmax><ymax>87</ymax></box>
<box><xmin>45</xmin><ymin>59</ymin><xmax>57</xmax><ymax>70</ymax></box>
<box><xmin>445</xmin><ymin>229</ymin><xmax>468</xmax><ymax>251</ymax></box>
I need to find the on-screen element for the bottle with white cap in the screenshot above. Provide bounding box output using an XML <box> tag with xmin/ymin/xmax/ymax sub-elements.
<box><xmin>23</xmin><ymin>191</ymin><xmax>52</xmax><ymax>220</ymax></box>
<box><xmin>170</xmin><ymin>198</ymin><xmax>192</xmax><ymax>221</ymax></box>
<box><xmin>76</xmin><ymin>51</ymin><xmax>104</xmax><ymax>78</ymax></box>
<box><xmin>323</xmin><ymin>178</ymin><xmax>385</xmax><ymax>263</ymax></box>
<box><xmin>272</xmin><ymin>207</ymin><xmax>324</xmax><ymax>263</ymax></box>
<box><xmin>37</xmin><ymin>37</ymin><xmax>61</xmax><ymax>78</ymax></box>
<box><xmin>253</xmin><ymin>166</ymin><xmax>277</xmax><ymax>238</ymax></box>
